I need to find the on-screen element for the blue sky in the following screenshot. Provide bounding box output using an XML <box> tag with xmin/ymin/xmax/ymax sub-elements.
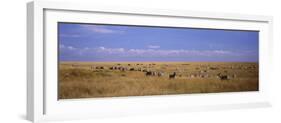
<box><xmin>59</xmin><ymin>23</ymin><xmax>259</xmax><ymax>62</ymax></box>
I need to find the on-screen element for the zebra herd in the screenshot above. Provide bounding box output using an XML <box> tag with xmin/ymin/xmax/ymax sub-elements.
<box><xmin>87</xmin><ymin>66</ymin><xmax>237</xmax><ymax>80</ymax></box>
<box><xmin>71</xmin><ymin>63</ymin><xmax>239</xmax><ymax>80</ymax></box>
<box><xmin>145</xmin><ymin>71</ymin><xmax>165</xmax><ymax>77</ymax></box>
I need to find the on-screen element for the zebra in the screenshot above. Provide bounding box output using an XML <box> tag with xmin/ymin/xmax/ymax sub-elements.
<box><xmin>157</xmin><ymin>72</ymin><xmax>164</xmax><ymax>77</ymax></box>
<box><xmin>217</xmin><ymin>73</ymin><xmax>229</xmax><ymax>80</ymax></box>
<box><xmin>146</xmin><ymin>71</ymin><xmax>153</xmax><ymax>76</ymax></box>
<box><xmin>169</xmin><ymin>72</ymin><xmax>176</xmax><ymax>79</ymax></box>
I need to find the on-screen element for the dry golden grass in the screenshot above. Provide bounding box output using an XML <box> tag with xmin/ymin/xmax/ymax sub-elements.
<box><xmin>59</xmin><ymin>62</ymin><xmax>258</xmax><ymax>99</ymax></box>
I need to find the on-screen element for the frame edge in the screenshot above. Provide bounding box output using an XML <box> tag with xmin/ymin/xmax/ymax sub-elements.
<box><xmin>27</xmin><ymin>1</ymin><xmax>34</xmax><ymax>122</ymax></box>
<box><xmin>27</xmin><ymin>1</ymin><xmax>45</xmax><ymax>122</ymax></box>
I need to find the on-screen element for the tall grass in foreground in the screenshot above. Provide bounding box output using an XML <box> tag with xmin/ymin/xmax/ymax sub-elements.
<box><xmin>59</xmin><ymin>62</ymin><xmax>258</xmax><ymax>99</ymax></box>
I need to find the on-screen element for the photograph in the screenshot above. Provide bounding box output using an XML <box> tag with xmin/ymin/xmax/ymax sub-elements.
<box><xmin>58</xmin><ymin>22</ymin><xmax>259</xmax><ymax>99</ymax></box>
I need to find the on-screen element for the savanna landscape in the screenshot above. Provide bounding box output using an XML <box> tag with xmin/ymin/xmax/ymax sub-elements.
<box><xmin>59</xmin><ymin>62</ymin><xmax>258</xmax><ymax>99</ymax></box>
<box><xmin>58</xmin><ymin>22</ymin><xmax>259</xmax><ymax>99</ymax></box>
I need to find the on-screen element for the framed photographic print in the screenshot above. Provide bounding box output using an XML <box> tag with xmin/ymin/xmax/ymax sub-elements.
<box><xmin>27</xmin><ymin>1</ymin><xmax>273</xmax><ymax>122</ymax></box>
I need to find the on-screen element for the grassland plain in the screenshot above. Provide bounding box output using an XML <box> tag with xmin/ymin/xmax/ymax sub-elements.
<box><xmin>59</xmin><ymin>62</ymin><xmax>258</xmax><ymax>99</ymax></box>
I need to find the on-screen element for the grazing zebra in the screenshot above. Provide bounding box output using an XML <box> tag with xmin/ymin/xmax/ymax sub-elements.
<box><xmin>217</xmin><ymin>73</ymin><xmax>229</xmax><ymax>80</ymax></box>
<box><xmin>152</xmin><ymin>71</ymin><xmax>157</xmax><ymax>76</ymax></box>
<box><xmin>199</xmin><ymin>74</ymin><xmax>209</xmax><ymax>78</ymax></box>
<box><xmin>209</xmin><ymin>67</ymin><xmax>218</xmax><ymax>70</ymax></box>
<box><xmin>129</xmin><ymin>68</ymin><xmax>135</xmax><ymax>71</ymax></box>
<box><xmin>146</xmin><ymin>71</ymin><xmax>153</xmax><ymax>76</ymax></box>
<box><xmin>120</xmin><ymin>67</ymin><xmax>127</xmax><ymax>71</ymax></box>
<box><xmin>142</xmin><ymin>69</ymin><xmax>148</xmax><ymax>72</ymax></box>
<box><xmin>137</xmin><ymin>68</ymin><xmax>142</xmax><ymax>71</ymax></box>
<box><xmin>157</xmin><ymin>72</ymin><xmax>164</xmax><ymax>77</ymax></box>
<box><xmin>169</xmin><ymin>72</ymin><xmax>176</xmax><ymax>79</ymax></box>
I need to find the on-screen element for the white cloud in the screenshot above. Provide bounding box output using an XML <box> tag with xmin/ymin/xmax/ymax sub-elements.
<box><xmin>213</xmin><ymin>50</ymin><xmax>231</xmax><ymax>54</ymax></box>
<box><xmin>59</xmin><ymin>44</ymin><xmax>77</xmax><ymax>50</ymax></box>
<box><xmin>99</xmin><ymin>46</ymin><xmax>105</xmax><ymax>50</ymax></box>
<box><xmin>67</xmin><ymin>46</ymin><xmax>76</xmax><ymax>50</ymax></box>
<box><xmin>96</xmin><ymin>46</ymin><xmax>125</xmax><ymax>53</ymax></box>
<box><xmin>90</xmin><ymin>47</ymin><xmax>235</xmax><ymax>57</ymax></box>
<box><xmin>60</xmin><ymin>45</ymin><xmax>254</xmax><ymax>59</ymax></box>
<box><xmin>80</xmin><ymin>25</ymin><xmax>124</xmax><ymax>34</ymax></box>
<box><xmin>147</xmin><ymin>45</ymin><xmax>160</xmax><ymax>49</ymax></box>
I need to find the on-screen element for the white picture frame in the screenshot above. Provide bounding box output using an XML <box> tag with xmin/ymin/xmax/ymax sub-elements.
<box><xmin>27</xmin><ymin>0</ymin><xmax>273</xmax><ymax>122</ymax></box>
